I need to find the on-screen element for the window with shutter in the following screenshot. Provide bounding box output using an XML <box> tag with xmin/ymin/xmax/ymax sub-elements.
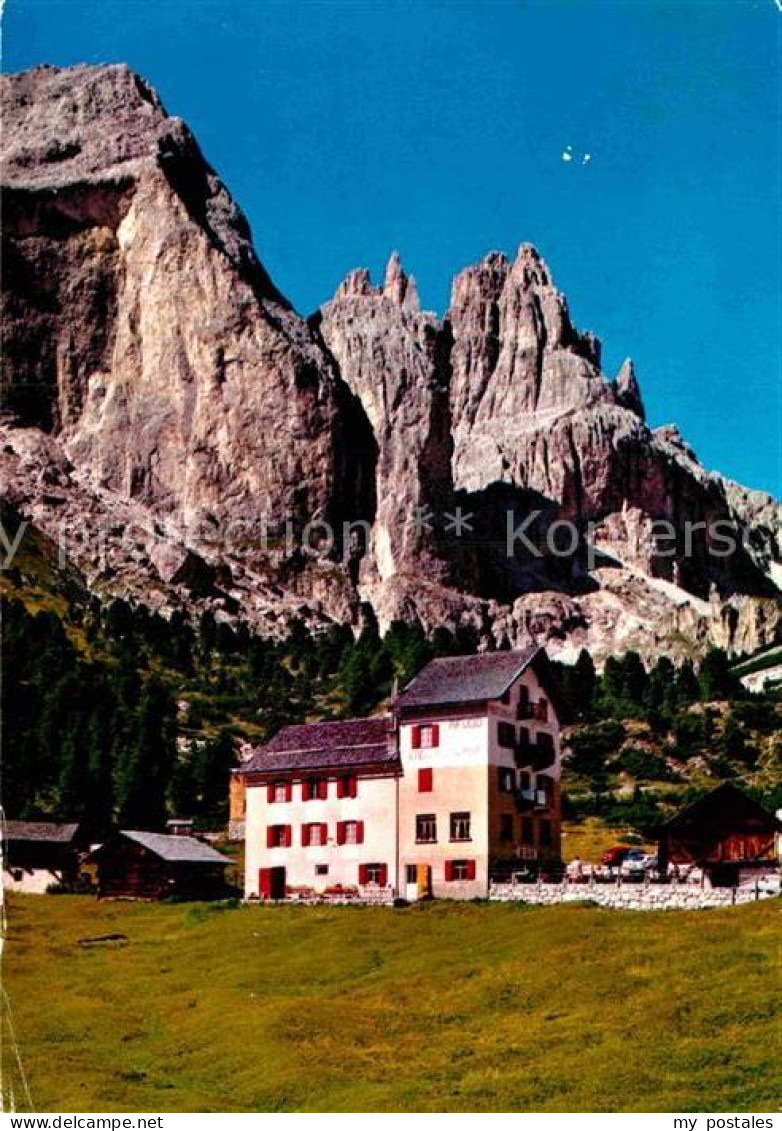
<box><xmin>447</xmin><ymin>859</ymin><xmax>475</xmax><ymax>881</ymax></box>
<box><xmin>411</xmin><ymin>725</ymin><xmax>421</xmax><ymax>749</ymax></box>
<box><xmin>268</xmin><ymin>825</ymin><xmax>289</xmax><ymax>848</ymax></box>
<box><xmin>337</xmin><ymin>775</ymin><xmax>358</xmax><ymax>799</ymax></box>
<box><xmin>336</xmin><ymin>821</ymin><xmax>346</xmax><ymax>845</ymax></box>
<box><xmin>419</xmin><ymin>724</ymin><xmax>438</xmax><ymax>748</ymax></box>
<box><xmin>418</xmin><ymin>767</ymin><xmax>433</xmax><ymax>792</ymax></box>
<box><xmin>361</xmin><ymin>863</ymin><xmax>386</xmax><ymax>885</ymax></box>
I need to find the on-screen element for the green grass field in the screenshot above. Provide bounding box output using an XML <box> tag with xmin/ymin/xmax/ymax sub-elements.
<box><xmin>2</xmin><ymin>894</ymin><xmax>779</xmax><ymax>1113</ymax></box>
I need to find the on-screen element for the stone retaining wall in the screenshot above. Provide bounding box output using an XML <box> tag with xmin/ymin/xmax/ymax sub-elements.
<box><xmin>489</xmin><ymin>880</ymin><xmax>775</xmax><ymax>910</ymax></box>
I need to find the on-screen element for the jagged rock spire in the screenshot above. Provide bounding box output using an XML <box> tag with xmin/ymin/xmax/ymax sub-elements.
<box><xmin>614</xmin><ymin>358</ymin><xmax>645</xmax><ymax>421</ymax></box>
<box><xmin>383</xmin><ymin>251</ymin><xmax>420</xmax><ymax>311</ymax></box>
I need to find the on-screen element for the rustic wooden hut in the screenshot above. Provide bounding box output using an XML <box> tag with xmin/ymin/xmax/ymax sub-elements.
<box><xmin>3</xmin><ymin>821</ymin><xmax>84</xmax><ymax>893</ymax></box>
<box><xmin>657</xmin><ymin>784</ymin><xmax>780</xmax><ymax>887</ymax></box>
<box><xmin>90</xmin><ymin>830</ymin><xmax>231</xmax><ymax>899</ymax></box>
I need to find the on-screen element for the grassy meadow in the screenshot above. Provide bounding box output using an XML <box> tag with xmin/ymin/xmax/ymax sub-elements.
<box><xmin>2</xmin><ymin>894</ymin><xmax>779</xmax><ymax>1113</ymax></box>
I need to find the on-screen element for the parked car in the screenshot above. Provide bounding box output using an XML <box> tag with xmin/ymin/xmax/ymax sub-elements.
<box><xmin>601</xmin><ymin>845</ymin><xmax>632</xmax><ymax>868</ymax></box>
<box><xmin>620</xmin><ymin>850</ymin><xmax>656</xmax><ymax>876</ymax></box>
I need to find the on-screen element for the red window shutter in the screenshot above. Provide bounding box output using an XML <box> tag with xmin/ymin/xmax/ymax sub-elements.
<box><xmin>337</xmin><ymin>778</ymin><xmax>345</xmax><ymax>799</ymax></box>
<box><xmin>466</xmin><ymin>860</ymin><xmax>476</xmax><ymax>880</ymax></box>
<box><xmin>411</xmin><ymin>725</ymin><xmax>421</xmax><ymax>750</ymax></box>
<box><xmin>418</xmin><ymin>767</ymin><xmax>433</xmax><ymax>792</ymax></box>
<box><xmin>301</xmin><ymin>824</ymin><xmax>310</xmax><ymax>847</ymax></box>
<box><xmin>336</xmin><ymin>821</ymin><xmax>346</xmax><ymax>845</ymax></box>
<box><xmin>267</xmin><ymin>784</ymin><xmax>275</xmax><ymax>803</ymax></box>
<box><xmin>284</xmin><ymin>825</ymin><xmax>292</xmax><ymax>848</ymax></box>
<box><xmin>444</xmin><ymin>860</ymin><xmax>453</xmax><ymax>882</ymax></box>
<box><xmin>358</xmin><ymin>864</ymin><xmax>368</xmax><ymax>885</ymax></box>
<box><xmin>321</xmin><ymin>822</ymin><xmax>328</xmax><ymax>843</ymax></box>
<box><xmin>285</xmin><ymin>782</ymin><xmax>292</xmax><ymax>802</ymax></box>
<box><xmin>318</xmin><ymin>779</ymin><xmax>328</xmax><ymax>800</ymax></box>
<box><xmin>356</xmin><ymin>820</ymin><xmax>364</xmax><ymax>845</ymax></box>
<box><xmin>378</xmin><ymin>864</ymin><xmax>388</xmax><ymax>887</ymax></box>
<box><xmin>431</xmin><ymin>724</ymin><xmax>440</xmax><ymax>747</ymax></box>
<box><xmin>350</xmin><ymin>776</ymin><xmax>358</xmax><ymax>799</ymax></box>
<box><xmin>266</xmin><ymin>826</ymin><xmax>275</xmax><ymax>848</ymax></box>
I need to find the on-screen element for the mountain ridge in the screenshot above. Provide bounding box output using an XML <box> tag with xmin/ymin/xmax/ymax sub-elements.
<box><xmin>1</xmin><ymin>62</ymin><xmax>779</xmax><ymax>664</ymax></box>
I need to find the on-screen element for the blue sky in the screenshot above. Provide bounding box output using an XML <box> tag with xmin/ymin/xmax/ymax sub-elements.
<box><xmin>4</xmin><ymin>0</ymin><xmax>779</xmax><ymax>495</ymax></box>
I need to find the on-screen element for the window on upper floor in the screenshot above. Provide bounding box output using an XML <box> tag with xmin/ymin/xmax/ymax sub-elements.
<box><xmin>267</xmin><ymin>824</ymin><xmax>291</xmax><ymax>848</ymax></box>
<box><xmin>267</xmin><ymin>782</ymin><xmax>291</xmax><ymax>803</ymax></box>
<box><xmin>303</xmin><ymin>778</ymin><xmax>328</xmax><ymax>801</ymax></box>
<box><xmin>412</xmin><ymin>723</ymin><xmax>439</xmax><ymax>749</ymax></box>
<box><xmin>497</xmin><ymin>721</ymin><xmax>516</xmax><ymax>749</ymax></box>
<box><xmin>450</xmin><ymin>811</ymin><xmax>471</xmax><ymax>842</ymax></box>
<box><xmin>516</xmin><ymin>686</ymin><xmax>532</xmax><ymax>720</ymax></box>
<box><xmin>337</xmin><ymin>819</ymin><xmax>364</xmax><ymax>845</ymax></box>
<box><xmin>337</xmin><ymin>775</ymin><xmax>358</xmax><ymax>799</ymax></box>
<box><xmin>418</xmin><ymin>767</ymin><xmax>433</xmax><ymax>792</ymax></box>
<box><xmin>416</xmin><ymin>814</ymin><xmax>437</xmax><ymax>843</ymax></box>
<box><xmin>302</xmin><ymin>822</ymin><xmax>328</xmax><ymax>847</ymax></box>
<box><xmin>534</xmin><ymin>699</ymin><xmax>549</xmax><ymax>722</ymax></box>
<box><xmin>499</xmin><ymin>814</ymin><xmax>514</xmax><ymax>842</ymax></box>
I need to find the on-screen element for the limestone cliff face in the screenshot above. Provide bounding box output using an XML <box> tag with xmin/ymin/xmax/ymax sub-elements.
<box><xmin>2</xmin><ymin>64</ymin><xmax>356</xmax><ymax>536</ymax></box>
<box><xmin>318</xmin><ymin>253</ymin><xmax>453</xmax><ymax>588</ymax></box>
<box><xmin>1</xmin><ymin>63</ymin><xmax>779</xmax><ymax>663</ymax></box>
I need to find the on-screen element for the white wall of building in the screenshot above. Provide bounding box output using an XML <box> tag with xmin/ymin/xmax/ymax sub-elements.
<box><xmin>244</xmin><ymin>772</ymin><xmax>398</xmax><ymax>897</ymax></box>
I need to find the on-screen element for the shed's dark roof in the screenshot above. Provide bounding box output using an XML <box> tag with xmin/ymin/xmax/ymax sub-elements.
<box><xmin>395</xmin><ymin>646</ymin><xmax>540</xmax><ymax>709</ymax></box>
<box><xmin>119</xmin><ymin>831</ymin><xmax>230</xmax><ymax>864</ymax></box>
<box><xmin>242</xmin><ymin>715</ymin><xmax>396</xmax><ymax>775</ymax></box>
<box><xmin>4</xmin><ymin>821</ymin><xmax>80</xmax><ymax>844</ymax></box>
<box><xmin>659</xmin><ymin>784</ymin><xmax>781</xmax><ymax>833</ymax></box>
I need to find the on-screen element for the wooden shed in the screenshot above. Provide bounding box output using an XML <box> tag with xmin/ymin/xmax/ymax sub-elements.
<box><xmin>657</xmin><ymin>784</ymin><xmax>780</xmax><ymax>887</ymax></box>
<box><xmin>3</xmin><ymin>821</ymin><xmax>84</xmax><ymax>893</ymax></box>
<box><xmin>90</xmin><ymin>830</ymin><xmax>231</xmax><ymax>899</ymax></box>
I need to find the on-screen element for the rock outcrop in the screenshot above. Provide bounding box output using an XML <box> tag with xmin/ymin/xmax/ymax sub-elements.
<box><xmin>1</xmin><ymin>63</ymin><xmax>365</xmax><ymax>540</ymax></box>
<box><xmin>1</xmin><ymin>63</ymin><xmax>779</xmax><ymax>664</ymax></box>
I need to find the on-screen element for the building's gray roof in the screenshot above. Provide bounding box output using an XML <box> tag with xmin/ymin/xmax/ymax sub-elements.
<box><xmin>4</xmin><ymin>821</ymin><xmax>80</xmax><ymax>844</ymax></box>
<box><xmin>242</xmin><ymin>715</ymin><xmax>396</xmax><ymax>775</ymax></box>
<box><xmin>120</xmin><ymin>830</ymin><xmax>230</xmax><ymax>864</ymax></box>
<box><xmin>395</xmin><ymin>646</ymin><xmax>540</xmax><ymax>709</ymax></box>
